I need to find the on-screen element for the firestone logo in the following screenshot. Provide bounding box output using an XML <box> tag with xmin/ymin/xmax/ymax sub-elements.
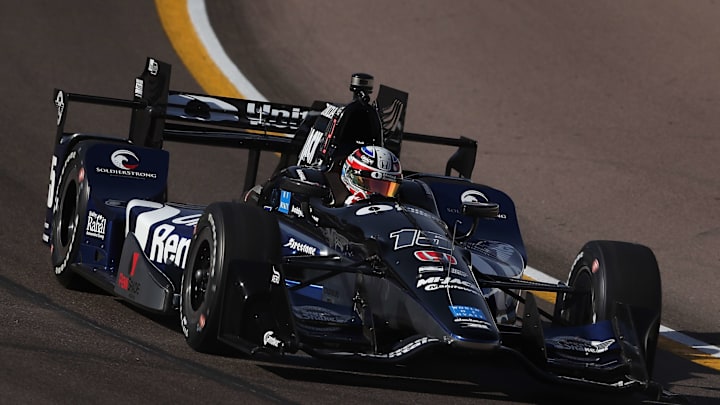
<box><xmin>283</xmin><ymin>238</ymin><xmax>317</xmax><ymax>255</ymax></box>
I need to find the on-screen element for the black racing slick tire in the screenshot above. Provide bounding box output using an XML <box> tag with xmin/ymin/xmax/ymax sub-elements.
<box><xmin>50</xmin><ymin>148</ymin><xmax>88</xmax><ymax>288</ymax></box>
<box><xmin>179</xmin><ymin>202</ymin><xmax>281</xmax><ymax>353</ymax></box>
<box><xmin>557</xmin><ymin>240</ymin><xmax>662</xmax><ymax>377</ymax></box>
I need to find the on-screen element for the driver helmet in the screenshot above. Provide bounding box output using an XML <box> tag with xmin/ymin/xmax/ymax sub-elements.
<box><xmin>341</xmin><ymin>146</ymin><xmax>402</xmax><ymax>200</ymax></box>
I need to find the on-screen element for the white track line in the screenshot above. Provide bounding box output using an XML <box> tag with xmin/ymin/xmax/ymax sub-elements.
<box><xmin>524</xmin><ymin>266</ymin><xmax>720</xmax><ymax>359</ymax></box>
<box><xmin>187</xmin><ymin>0</ymin><xmax>267</xmax><ymax>101</ymax></box>
<box><xmin>189</xmin><ymin>0</ymin><xmax>720</xmax><ymax>364</ymax></box>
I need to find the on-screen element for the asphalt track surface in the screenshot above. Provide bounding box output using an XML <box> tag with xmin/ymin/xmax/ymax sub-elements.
<box><xmin>1</xmin><ymin>1</ymin><xmax>719</xmax><ymax>403</ymax></box>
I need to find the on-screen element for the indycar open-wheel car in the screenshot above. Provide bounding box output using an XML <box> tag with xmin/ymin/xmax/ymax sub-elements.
<box><xmin>42</xmin><ymin>57</ymin><xmax>662</xmax><ymax>395</ymax></box>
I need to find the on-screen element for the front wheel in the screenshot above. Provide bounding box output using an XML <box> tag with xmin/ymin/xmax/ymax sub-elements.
<box><xmin>179</xmin><ymin>202</ymin><xmax>280</xmax><ymax>353</ymax></box>
<box><xmin>556</xmin><ymin>240</ymin><xmax>662</xmax><ymax>377</ymax></box>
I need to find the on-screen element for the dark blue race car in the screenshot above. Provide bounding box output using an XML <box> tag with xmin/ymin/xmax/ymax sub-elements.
<box><xmin>43</xmin><ymin>58</ymin><xmax>662</xmax><ymax>393</ymax></box>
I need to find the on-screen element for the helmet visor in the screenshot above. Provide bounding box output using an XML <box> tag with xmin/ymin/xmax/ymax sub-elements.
<box><xmin>354</xmin><ymin>176</ymin><xmax>401</xmax><ymax>198</ymax></box>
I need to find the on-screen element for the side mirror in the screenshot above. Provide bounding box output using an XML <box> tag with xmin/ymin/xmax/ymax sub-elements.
<box><xmin>462</xmin><ymin>201</ymin><xmax>500</xmax><ymax>219</ymax></box>
<box><xmin>278</xmin><ymin>177</ymin><xmax>330</xmax><ymax>199</ymax></box>
<box><xmin>454</xmin><ymin>201</ymin><xmax>500</xmax><ymax>242</ymax></box>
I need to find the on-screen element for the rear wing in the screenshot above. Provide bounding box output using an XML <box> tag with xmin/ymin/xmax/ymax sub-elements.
<box><xmin>54</xmin><ymin>59</ymin><xmax>308</xmax><ymax>147</ymax></box>
<box><xmin>53</xmin><ymin>57</ymin><xmax>477</xmax><ymax>190</ymax></box>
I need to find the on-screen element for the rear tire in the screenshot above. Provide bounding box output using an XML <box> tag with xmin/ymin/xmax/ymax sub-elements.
<box><xmin>557</xmin><ymin>240</ymin><xmax>662</xmax><ymax>376</ymax></box>
<box><xmin>179</xmin><ymin>202</ymin><xmax>280</xmax><ymax>353</ymax></box>
<box><xmin>50</xmin><ymin>149</ymin><xmax>88</xmax><ymax>288</ymax></box>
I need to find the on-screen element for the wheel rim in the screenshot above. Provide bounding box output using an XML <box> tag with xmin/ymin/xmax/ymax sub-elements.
<box><xmin>564</xmin><ymin>268</ymin><xmax>594</xmax><ymax>325</ymax></box>
<box><xmin>190</xmin><ymin>240</ymin><xmax>211</xmax><ymax>311</ymax></box>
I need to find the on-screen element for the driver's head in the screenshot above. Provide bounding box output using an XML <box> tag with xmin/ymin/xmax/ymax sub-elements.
<box><xmin>341</xmin><ymin>146</ymin><xmax>402</xmax><ymax>199</ymax></box>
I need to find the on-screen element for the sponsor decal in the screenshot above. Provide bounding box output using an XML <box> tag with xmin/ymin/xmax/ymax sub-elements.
<box><xmin>402</xmin><ymin>205</ymin><xmax>436</xmax><ymax>219</ymax></box>
<box><xmin>263</xmin><ymin>331</ymin><xmax>282</xmax><ymax>348</ymax></box>
<box><xmin>279</xmin><ymin>190</ymin><xmax>291</xmax><ymax>214</ymax></box>
<box><xmin>320</xmin><ymin>118</ymin><xmax>337</xmax><ymax>155</ymax></box>
<box><xmin>456</xmin><ymin>319</ymin><xmax>491</xmax><ymax>329</ymax></box>
<box><xmin>130</xmin><ymin>202</ymin><xmax>200</xmax><ymax>268</ymax></box>
<box><xmin>284</xmin><ymin>237</ymin><xmax>317</xmax><ymax>255</ymax></box>
<box><xmin>293</xmin><ymin>305</ymin><xmax>349</xmax><ymax>324</ymax></box>
<box><xmin>172</xmin><ymin>214</ymin><xmax>201</xmax><ymax>226</ymax></box>
<box><xmin>147</xmin><ymin>58</ymin><xmax>159</xmax><ymax>75</ymax></box>
<box><xmin>449</xmin><ymin>305</ymin><xmax>492</xmax><ymax>329</ymax></box>
<box><xmin>96</xmin><ymin>149</ymin><xmax>157</xmax><ymax>179</ymax></box>
<box><xmin>46</xmin><ymin>156</ymin><xmax>58</xmax><ymax>209</ymax></box>
<box><xmin>355</xmin><ymin>204</ymin><xmax>395</xmax><ymax>216</ymax></box>
<box><xmin>95</xmin><ymin>166</ymin><xmax>157</xmax><ymax>179</ymax></box>
<box><xmin>449</xmin><ymin>305</ymin><xmax>486</xmax><ymax>321</ymax></box>
<box><xmin>134</xmin><ymin>78</ymin><xmax>144</xmax><ymax>98</ymax></box>
<box><xmin>418</xmin><ymin>265</ymin><xmax>444</xmax><ymax>274</ymax></box>
<box><xmin>320</xmin><ymin>103</ymin><xmax>342</xmax><ymax>119</ymax></box>
<box><xmin>414</xmin><ymin>250</ymin><xmax>457</xmax><ymax>264</ymax></box>
<box><xmin>86</xmin><ymin>211</ymin><xmax>107</xmax><ymax>240</ymax></box>
<box><xmin>296</xmin><ymin>104</ymin><xmax>341</xmax><ymax>165</ymax></box>
<box><xmin>298</xmin><ymin>127</ymin><xmax>325</xmax><ymax>165</ymax></box>
<box><xmin>450</xmin><ymin>268</ymin><xmax>468</xmax><ymax>278</ymax></box>
<box><xmin>55</xmin><ymin>91</ymin><xmax>65</xmax><ymax>125</ymax></box>
<box><xmin>360</xmin><ymin>154</ymin><xmax>373</xmax><ymax>165</ymax></box>
<box><xmin>246</xmin><ymin>102</ymin><xmax>307</xmax><ymax>130</ymax></box>
<box><xmin>104</xmin><ymin>200</ymin><xmax>125</xmax><ymax>207</ymax></box>
<box><xmin>290</xmin><ymin>205</ymin><xmax>304</xmax><ymax>217</ymax></box>
<box><xmin>271</xmin><ymin>267</ymin><xmax>281</xmax><ymax>285</ymax></box>
<box><xmin>171</xmin><ymin>94</ymin><xmax>239</xmax><ymax>121</ymax></box>
<box><xmin>416</xmin><ymin>276</ymin><xmax>480</xmax><ymax>295</ymax></box>
<box><xmin>460</xmin><ymin>189</ymin><xmax>488</xmax><ymax>203</ymax></box>
<box><xmin>467</xmin><ymin>241</ymin><xmax>517</xmax><ymax>263</ymax></box>
<box><xmin>118</xmin><ymin>272</ymin><xmax>127</xmax><ymax>289</ymax></box>
<box><xmin>388</xmin><ymin>337</ymin><xmax>439</xmax><ymax>358</ymax></box>
<box><xmin>390</xmin><ymin>229</ymin><xmax>452</xmax><ymax>251</ymax></box>
<box><xmin>149</xmin><ymin>224</ymin><xmax>192</xmax><ymax>267</ymax></box>
<box><xmin>354</xmin><ymin>337</ymin><xmax>441</xmax><ymax>359</ymax></box>
<box><xmin>117</xmin><ymin>272</ymin><xmax>140</xmax><ymax>295</ymax></box>
<box><xmin>547</xmin><ymin>336</ymin><xmax>615</xmax><ymax>354</ymax></box>
<box><xmin>111</xmin><ymin>150</ymin><xmax>139</xmax><ymax>170</ymax></box>
<box><xmin>325</xmin><ymin>229</ymin><xmax>353</xmax><ymax>257</ymax></box>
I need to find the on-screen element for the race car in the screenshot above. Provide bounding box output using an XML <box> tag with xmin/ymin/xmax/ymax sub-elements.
<box><xmin>43</xmin><ymin>58</ymin><xmax>662</xmax><ymax>393</ymax></box>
